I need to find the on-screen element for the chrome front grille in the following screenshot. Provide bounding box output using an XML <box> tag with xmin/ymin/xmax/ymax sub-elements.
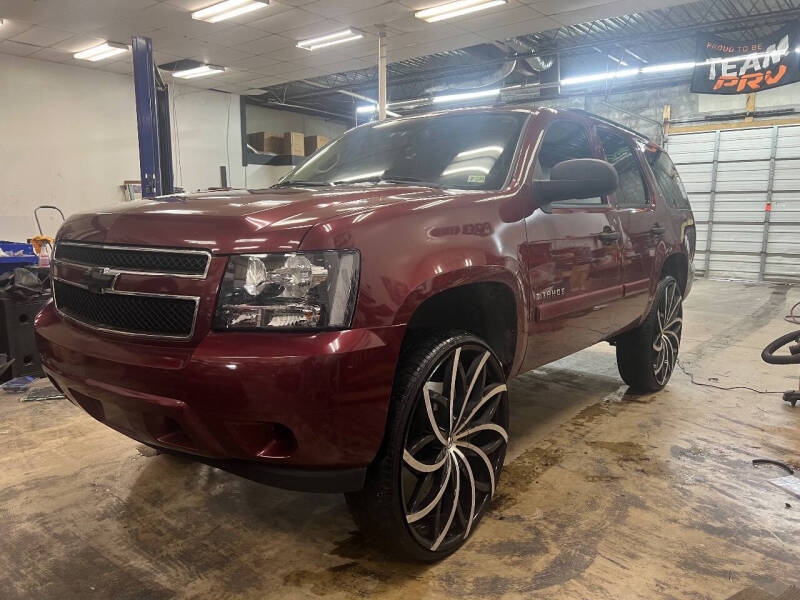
<box><xmin>53</xmin><ymin>241</ymin><xmax>208</xmax><ymax>339</ymax></box>
<box><xmin>54</xmin><ymin>241</ymin><xmax>210</xmax><ymax>277</ymax></box>
<box><xmin>54</xmin><ymin>280</ymin><xmax>198</xmax><ymax>338</ymax></box>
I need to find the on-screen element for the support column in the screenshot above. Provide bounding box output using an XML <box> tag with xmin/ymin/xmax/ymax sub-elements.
<box><xmin>378</xmin><ymin>31</ymin><xmax>387</xmax><ymax>120</ymax></box>
<box><xmin>758</xmin><ymin>125</ymin><xmax>780</xmax><ymax>281</ymax></box>
<box><xmin>703</xmin><ymin>130</ymin><xmax>721</xmax><ymax>277</ymax></box>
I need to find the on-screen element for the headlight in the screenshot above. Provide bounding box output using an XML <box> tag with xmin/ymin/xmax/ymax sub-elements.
<box><xmin>213</xmin><ymin>251</ymin><xmax>360</xmax><ymax>330</ymax></box>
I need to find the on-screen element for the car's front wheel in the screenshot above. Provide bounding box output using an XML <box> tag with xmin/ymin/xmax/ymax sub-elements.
<box><xmin>616</xmin><ymin>275</ymin><xmax>683</xmax><ymax>392</ymax></box>
<box><xmin>346</xmin><ymin>332</ymin><xmax>509</xmax><ymax>561</ymax></box>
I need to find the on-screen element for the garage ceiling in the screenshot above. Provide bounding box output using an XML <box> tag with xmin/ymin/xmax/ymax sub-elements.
<box><xmin>251</xmin><ymin>0</ymin><xmax>800</xmax><ymax>120</ymax></box>
<box><xmin>0</xmin><ymin>0</ymin><xmax>697</xmax><ymax>91</ymax></box>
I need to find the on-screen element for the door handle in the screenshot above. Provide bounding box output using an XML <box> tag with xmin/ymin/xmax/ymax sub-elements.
<box><xmin>650</xmin><ymin>225</ymin><xmax>666</xmax><ymax>236</ymax></box>
<box><xmin>596</xmin><ymin>230</ymin><xmax>621</xmax><ymax>243</ymax></box>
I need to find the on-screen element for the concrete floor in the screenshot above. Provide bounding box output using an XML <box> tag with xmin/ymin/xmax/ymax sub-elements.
<box><xmin>2</xmin><ymin>279</ymin><xmax>800</xmax><ymax>600</ymax></box>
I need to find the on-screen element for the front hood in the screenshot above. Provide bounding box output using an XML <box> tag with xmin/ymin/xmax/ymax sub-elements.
<box><xmin>58</xmin><ymin>186</ymin><xmax>450</xmax><ymax>253</ymax></box>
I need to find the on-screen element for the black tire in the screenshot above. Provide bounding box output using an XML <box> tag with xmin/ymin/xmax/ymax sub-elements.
<box><xmin>616</xmin><ymin>275</ymin><xmax>683</xmax><ymax>393</ymax></box>
<box><xmin>346</xmin><ymin>331</ymin><xmax>509</xmax><ymax>562</ymax></box>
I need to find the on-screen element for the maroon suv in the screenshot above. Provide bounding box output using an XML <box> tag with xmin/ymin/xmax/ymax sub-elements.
<box><xmin>35</xmin><ymin>107</ymin><xmax>694</xmax><ymax>560</ymax></box>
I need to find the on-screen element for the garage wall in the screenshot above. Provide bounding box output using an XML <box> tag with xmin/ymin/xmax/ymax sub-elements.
<box><xmin>666</xmin><ymin>124</ymin><xmax>800</xmax><ymax>282</ymax></box>
<box><xmin>0</xmin><ymin>54</ymin><xmax>322</xmax><ymax>242</ymax></box>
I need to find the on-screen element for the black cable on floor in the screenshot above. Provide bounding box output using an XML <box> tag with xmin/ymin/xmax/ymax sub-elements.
<box><xmin>676</xmin><ymin>359</ymin><xmax>785</xmax><ymax>394</ymax></box>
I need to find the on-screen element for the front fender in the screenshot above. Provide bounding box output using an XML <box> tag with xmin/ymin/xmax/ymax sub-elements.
<box><xmin>394</xmin><ymin>263</ymin><xmax>529</xmax><ymax>376</ymax></box>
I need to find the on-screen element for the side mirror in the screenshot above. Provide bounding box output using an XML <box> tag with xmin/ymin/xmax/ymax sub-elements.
<box><xmin>533</xmin><ymin>158</ymin><xmax>619</xmax><ymax>206</ymax></box>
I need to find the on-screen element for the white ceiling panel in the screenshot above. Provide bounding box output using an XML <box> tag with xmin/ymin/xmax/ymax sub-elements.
<box><xmin>247</xmin><ymin>8</ymin><xmax>324</xmax><ymax>33</ymax></box>
<box><xmin>526</xmin><ymin>0</ymin><xmax>612</xmax><ymax>17</ymax></box>
<box><xmin>0</xmin><ymin>19</ymin><xmax>33</xmax><ymax>40</ymax></box>
<box><xmin>0</xmin><ymin>39</ymin><xmax>41</xmax><ymax>56</ymax></box>
<box><xmin>383</xmin><ymin>24</ymin><xmax>463</xmax><ymax>49</ymax></box>
<box><xmin>303</xmin><ymin>0</ymin><xmax>377</xmax><ymax>18</ymax></box>
<box><xmin>11</xmin><ymin>25</ymin><xmax>73</xmax><ymax>46</ymax></box>
<box><xmin>202</xmin><ymin>24</ymin><xmax>269</xmax><ymax>46</ymax></box>
<box><xmin>0</xmin><ymin>0</ymin><xmax>86</xmax><ymax>23</ymax></box>
<box><xmin>475</xmin><ymin>16</ymin><xmax>560</xmax><ymax>40</ymax></box>
<box><xmin>157</xmin><ymin>37</ymin><xmax>215</xmax><ymax>57</ymax></box>
<box><xmin>282</xmin><ymin>19</ymin><xmax>352</xmax><ymax>42</ymax></box>
<box><xmin>163</xmin><ymin>0</ymin><xmax>217</xmax><ymax>10</ymax></box>
<box><xmin>88</xmin><ymin>21</ymin><xmax>161</xmax><ymax>43</ymax></box>
<box><xmin>193</xmin><ymin>44</ymin><xmax>252</xmax><ymax>64</ymax></box>
<box><xmin>214</xmin><ymin>68</ymin><xmax>264</xmax><ymax>82</ymax></box>
<box><xmin>550</xmin><ymin>0</ymin><xmax>642</xmax><ymax>26</ymax></box>
<box><xmin>28</xmin><ymin>46</ymin><xmax>73</xmax><ymax>62</ymax></box>
<box><xmin>344</xmin><ymin>3</ymin><xmax>414</xmax><ymax>28</ymax></box>
<box><xmin>233</xmin><ymin>34</ymin><xmax>295</xmax><ymax>54</ymax></box>
<box><xmin>53</xmin><ymin>34</ymin><xmax>108</xmax><ymax>53</ymax></box>
<box><xmin>227</xmin><ymin>54</ymin><xmax>285</xmax><ymax>71</ymax></box>
<box><xmin>456</xmin><ymin>5</ymin><xmax>547</xmax><ymax>33</ymax></box>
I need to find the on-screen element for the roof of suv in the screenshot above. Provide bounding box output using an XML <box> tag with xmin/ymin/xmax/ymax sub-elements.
<box><xmin>380</xmin><ymin>105</ymin><xmax>653</xmax><ymax>145</ymax></box>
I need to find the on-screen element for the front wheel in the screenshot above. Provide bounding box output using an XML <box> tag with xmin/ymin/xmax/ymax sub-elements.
<box><xmin>346</xmin><ymin>332</ymin><xmax>509</xmax><ymax>562</ymax></box>
<box><xmin>616</xmin><ymin>275</ymin><xmax>683</xmax><ymax>392</ymax></box>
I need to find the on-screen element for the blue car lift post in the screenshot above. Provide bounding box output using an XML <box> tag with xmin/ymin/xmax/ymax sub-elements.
<box><xmin>132</xmin><ymin>36</ymin><xmax>174</xmax><ymax>198</ymax></box>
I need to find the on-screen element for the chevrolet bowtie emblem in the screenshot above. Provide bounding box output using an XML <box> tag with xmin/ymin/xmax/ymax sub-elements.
<box><xmin>84</xmin><ymin>267</ymin><xmax>117</xmax><ymax>294</ymax></box>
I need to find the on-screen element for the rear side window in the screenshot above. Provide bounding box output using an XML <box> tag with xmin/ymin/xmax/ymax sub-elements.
<box><xmin>598</xmin><ymin>129</ymin><xmax>649</xmax><ymax>207</ymax></box>
<box><xmin>534</xmin><ymin>120</ymin><xmax>603</xmax><ymax>206</ymax></box>
<box><xmin>645</xmin><ymin>148</ymin><xmax>690</xmax><ymax>209</ymax></box>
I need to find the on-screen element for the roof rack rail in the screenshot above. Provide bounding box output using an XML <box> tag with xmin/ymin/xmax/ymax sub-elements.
<box><xmin>570</xmin><ymin>109</ymin><xmax>653</xmax><ymax>142</ymax></box>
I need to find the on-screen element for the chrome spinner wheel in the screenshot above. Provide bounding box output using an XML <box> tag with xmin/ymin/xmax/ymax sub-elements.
<box><xmin>653</xmin><ymin>278</ymin><xmax>683</xmax><ymax>386</ymax></box>
<box><xmin>401</xmin><ymin>343</ymin><xmax>508</xmax><ymax>553</ymax></box>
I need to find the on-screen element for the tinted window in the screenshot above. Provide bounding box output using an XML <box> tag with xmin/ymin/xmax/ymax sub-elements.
<box><xmin>598</xmin><ymin>129</ymin><xmax>648</xmax><ymax>207</ymax></box>
<box><xmin>645</xmin><ymin>148</ymin><xmax>690</xmax><ymax>209</ymax></box>
<box><xmin>534</xmin><ymin>120</ymin><xmax>603</xmax><ymax>206</ymax></box>
<box><xmin>281</xmin><ymin>112</ymin><xmax>526</xmax><ymax>190</ymax></box>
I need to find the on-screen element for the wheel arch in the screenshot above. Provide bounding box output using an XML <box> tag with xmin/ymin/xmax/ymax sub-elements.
<box><xmin>660</xmin><ymin>251</ymin><xmax>689</xmax><ymax>295</ymax></box>
<box><xmin>396</xmin><ymin>268</ymin><xmax>526</xmax><ymax>374</ymax></box>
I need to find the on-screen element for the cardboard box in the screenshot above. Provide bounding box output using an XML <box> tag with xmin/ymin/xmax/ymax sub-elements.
<box><xmin>283</xmin><ymin>131</ymin><xmax>305</xmax><ymax>156</ymax></box>
<box><xmin>248</xmin><ymin>131</ymin><xmax>311</xmax><ymax>156</ymax></box>
<box><xmin>247</xmin><ymin>132</ymin><xmax>283</xmax><ymax>154</ymax></box>
<box><xmin>304</xmin><ymin>135</ymin><xmax>328</xmax><ymax>155</ymax></box>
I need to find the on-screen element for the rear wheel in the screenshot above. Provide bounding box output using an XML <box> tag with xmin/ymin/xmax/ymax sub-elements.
<box><xmin>616</xmin><ymin>275</ymin><xmax>683</xmax><ymax>392</ymax></box>
<box><xmin>346</xmin><ymin>332</ymin><xmax>509</xmax><ymax>561</ymax></box>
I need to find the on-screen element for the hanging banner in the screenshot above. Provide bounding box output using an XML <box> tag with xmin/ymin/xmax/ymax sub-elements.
<box><xmin>691</xmin><ymin>23</ymin><xmax>800</xmax><ymax>94</ymax></box>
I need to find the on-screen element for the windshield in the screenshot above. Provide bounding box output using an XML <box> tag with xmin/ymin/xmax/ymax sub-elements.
<box><xmin>278</xmin><ymin>112</ymin><xmax>527</xmax><ymax>190</ymax></box>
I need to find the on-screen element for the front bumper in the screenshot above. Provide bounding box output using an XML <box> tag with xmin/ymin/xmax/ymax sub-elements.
<box><xmin>35</xmin><ymin>302</ymin><xmax>405</xmax><ymax>492</ymax></box>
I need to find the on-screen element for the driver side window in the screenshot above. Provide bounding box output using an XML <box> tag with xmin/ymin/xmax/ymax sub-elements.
<box><xmin>534</xmin><ymin>120</ymin><xmax>603</xmax><ymax>207</ymax></box>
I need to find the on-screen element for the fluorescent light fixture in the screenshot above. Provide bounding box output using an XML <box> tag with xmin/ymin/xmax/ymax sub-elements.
<box><xmin>337</xmin><ymin>171</ymin><xmax>385</xmax><ymax>182</ymax></box>
<box><xmin>356</xmin><ymin>104</ymin><xmax>400</xmax><ymax>118</ymax></box>
<box><xmin>641</xmin><ymin>61</ymin><xmax>695</xmax><ymax>74</ymax></box>
<box><xmin>297</xmin><ymin>29</ymin><xmax>363</xmax><ymax>51</ymax></box>
<box><xmin>192</xmin><ymin>0</ymin><xmax>268</xmax><ymax>23</ymax></box>
<box><xmin>432</xmin><ymin>88</ymin><xmax>500</xmax><ymax>103</ymax></box>
<box><xmin>456</xmin><ymin>145</ymin><xmax>504</xmax><ymax>157</ymax></box>
<box><xmin>561</xmin><ymin>68</ymin><xmax>639</xmax><ymax>86</ymax></box>
<box><xmin>416</xmin><ymin>0</ymin><xmax>506</xmax><ymax>23</ymax></box>
<box><xmin>172</xmin><ymin>64</ymin><xmax>226</xmax><ymax>79</ymax></box>
<box><xmin>73</xmin><ymin>41</ymin><xmax>129</xmax><ymax>62</ymax></box>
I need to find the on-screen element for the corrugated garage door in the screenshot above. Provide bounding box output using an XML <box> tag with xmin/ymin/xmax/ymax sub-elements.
<box><xmin>665</xmin><ymin>124</ymin><xmax>800</xmax><ymax>282</ymax></box>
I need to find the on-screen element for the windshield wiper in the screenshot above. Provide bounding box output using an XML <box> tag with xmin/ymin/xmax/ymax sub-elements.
<box><xmin>273</xmin><ymin>180</ymin><xmax>329</xmax><ymax>188</ymax></box>
<box><xmin>332</xmin><ymin>175</ymin><xmax>441</xmax><ymax>188</ymax></box>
